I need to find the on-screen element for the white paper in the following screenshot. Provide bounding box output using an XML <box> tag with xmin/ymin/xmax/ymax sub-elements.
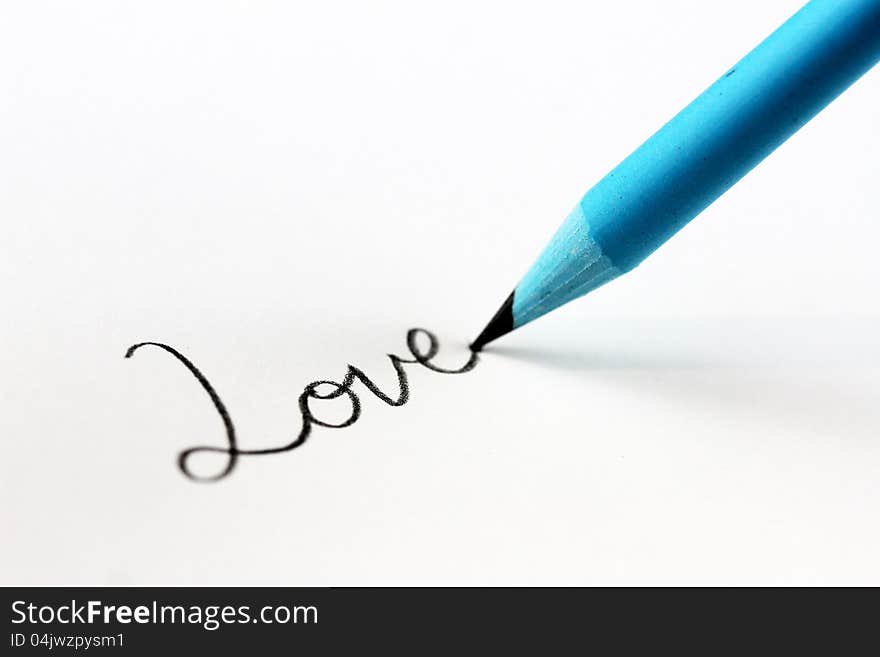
<box><xmin>3</xmin><ymin>0</ymin><xmax>880</xmax><ymax>585</ymax></box>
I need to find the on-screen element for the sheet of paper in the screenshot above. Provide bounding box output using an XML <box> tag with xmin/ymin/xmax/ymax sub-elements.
<box><xmin>3</xmin><ymin>0</ymin><xmax>880</xmax><ymax>585</ymax></box>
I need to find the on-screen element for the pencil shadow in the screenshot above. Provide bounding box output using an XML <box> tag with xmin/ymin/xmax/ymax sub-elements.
<box><xmin>486</xmin><ymin>344</ymin><xmax>717</xmax><ymax>371</ymax></box>
<box><xmin>485</xmin><ymin>327</ymin><xmax>880</xmax><ymax>442</ymax></box>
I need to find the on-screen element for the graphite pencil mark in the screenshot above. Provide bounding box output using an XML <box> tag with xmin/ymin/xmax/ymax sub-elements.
<box><xmin>125</xmin><ymin>328</ymin><xmax>478</xmax><ymax>482</ymax></box>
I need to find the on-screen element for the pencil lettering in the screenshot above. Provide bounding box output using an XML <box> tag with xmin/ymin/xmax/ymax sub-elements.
<box><xmin>125</xmin><ymin>328</ymin><xmax>478</xmax><ymax>482</ymax></box>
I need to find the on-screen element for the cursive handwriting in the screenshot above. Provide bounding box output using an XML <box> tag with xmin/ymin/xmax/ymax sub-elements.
<box><xmin>125</xmin><ymin>328</ymin><xmax>479</xmax><ymax>482</ymax></box>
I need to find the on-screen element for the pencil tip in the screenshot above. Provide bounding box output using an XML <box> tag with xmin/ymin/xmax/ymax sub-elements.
<box><xmin>470</xmin><ymin>291</ymin><xmax>515</xmax><ymax>352</ymax></box>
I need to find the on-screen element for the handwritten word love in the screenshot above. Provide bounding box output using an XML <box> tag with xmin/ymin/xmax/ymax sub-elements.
<box><xmin>125</xmin><ymin>329</ymin><xmax>478</xmax><ymax>482</ymax></box>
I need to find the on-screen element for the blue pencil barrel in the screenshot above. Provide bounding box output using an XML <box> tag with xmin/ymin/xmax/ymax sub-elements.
<box><xmin>512</xmin><ymin>0</ymin><xmax>880</xmax><ymax>328</ymax></box>
<box><xmin>594</xmin><ymin>0</ymin><xmax>880</xmax><ymax>270</ymax></box>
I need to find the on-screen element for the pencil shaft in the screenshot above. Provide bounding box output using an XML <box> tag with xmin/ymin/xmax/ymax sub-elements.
<box><xmin>510</xmin><ymin>0</ymin><xmax>880</xmax><ymax>329</ymax></box>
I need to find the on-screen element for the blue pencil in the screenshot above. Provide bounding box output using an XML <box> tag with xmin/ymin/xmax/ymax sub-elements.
<box><xmin>471</xmin><ymin>0</ymin><xmax>880</xmax><ymax>350</ymax></box>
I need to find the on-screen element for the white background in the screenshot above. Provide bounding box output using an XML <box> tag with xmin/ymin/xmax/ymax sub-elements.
<box><xmin>2</xmin><ymin>0</ymin><xmax>879</xmax><ymax>585</ymax></box>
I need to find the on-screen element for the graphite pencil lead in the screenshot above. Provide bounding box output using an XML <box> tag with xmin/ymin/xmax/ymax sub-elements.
<box><xmin>470</xmin><ymin>291</ymin><xmax>515</xmax><ymax>352</ymax></box>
